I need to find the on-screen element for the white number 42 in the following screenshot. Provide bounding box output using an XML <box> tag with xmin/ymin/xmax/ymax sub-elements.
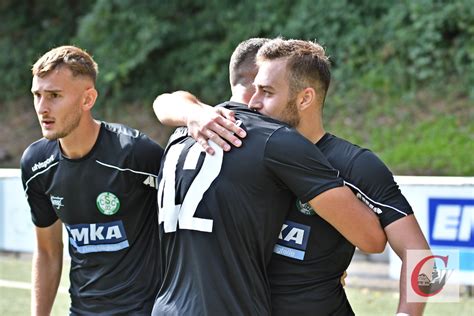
<box><xmin>158</xmin><ymin>141</ymin><xmax>223</xmax><ymax>233</ymax></box>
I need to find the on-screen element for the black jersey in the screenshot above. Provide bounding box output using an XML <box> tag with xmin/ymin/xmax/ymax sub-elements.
<box><xmin>269</xmin><ymin>133</ymin><xmax>413</xmax><ymax>316</ymax></box>
<box><xmin>152</xmin><ymin>102</ymin><xmax>344</xmax><ymax>316</ymax></box>
<box><xmin>21</xmin><ymin>122</ymin><xmax>164</xmax><ymax>315</ymax></box>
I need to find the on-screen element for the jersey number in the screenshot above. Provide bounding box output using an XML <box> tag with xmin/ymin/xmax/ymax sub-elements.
<box><xmin>158</xmin><ymin>141</ymin><xmax>223</xmax><ymax>233</ymax></box>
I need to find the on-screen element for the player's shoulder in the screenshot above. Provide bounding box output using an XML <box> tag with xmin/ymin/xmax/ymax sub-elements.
<box><xmin>21</xmin><ymin>138</ymin><xmax>60</xmax><ymax>174</ymax></box>
<box><xmin>101</xmin><ymin>121</ymin><xmax>163</xmax><ymax>170</ymax></box>
<box><xmin>101</xmin><ymin>121</ymin><xmax>160</xmax><ymax>149</ymax></box>
<box><xmin>102</xmin><ymin>121</ymin><xmax>140</xmax><ymax>140</ymax></box>
<box><xmin>322</xmin><ymin>134</ymin><xmax>394</xmax><ymax>185</ymax></box>
<box><xmin>318</xmin><ymin>133</ymin><xmax>372</xmax><ymax>169</ymax></box>
<box><xmin>319</xmin><ymin>133</ymin><xmax>366</xmax><ymax>157</ymax></box>
<box><xmin>215</xmin><ymin>101</ymin><xmax>290</xmax><ymax>134</ymax></box>
<box><xmin>21</xmin><ymin>138</ymin><xmax>60</xmax><ymax>183</ymax></box>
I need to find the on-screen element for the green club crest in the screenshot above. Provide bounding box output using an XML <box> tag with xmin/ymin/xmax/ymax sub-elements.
<box><xmin>96</xmin><ymin>192</ymin><xmax>120</xmax><ymax>215</ymax></box>
<box><xmin>296</xmin><ymin>200</ymin><xmax>316</xmax><ymax>216</ymax></box>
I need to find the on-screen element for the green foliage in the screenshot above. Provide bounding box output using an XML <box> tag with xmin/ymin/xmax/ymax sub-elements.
<box><xmin>3</xmin><ymin>0</ymin><xmax>472</xmax><ymax>104</ymax></box>
<box><xmin>326</xmin><ymin>89</ymin><xmax>473</xmax><ymax>176</ymax></box>
<box><xmin>0</xmin><ymin>0</ymin><xmax>95</xmax><ymax>100</ymax></box>
<box><xmin>1</xmin><ymin>0</ymin><xmax>472</xmax><ymax>175</ymax></box>
<box><xmin>278</xmin><ymin>0</ymin><xmax>474</xmax><ymax>97</ymax></box>
<box><xmin>73</xmin><ymin>0</ymin><xmax>294</xmax><ymax>107</ymax></box>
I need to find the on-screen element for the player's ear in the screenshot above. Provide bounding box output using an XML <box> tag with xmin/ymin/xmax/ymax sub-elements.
<box><xmin>82</xmin><ymin>87</ymin><xmax>98</xmax><ymax>111</ymax></box>
<box><xmin>296</xmin><ymin>87</ymin><xmax>315</xmax><ymax>111</ymax></box>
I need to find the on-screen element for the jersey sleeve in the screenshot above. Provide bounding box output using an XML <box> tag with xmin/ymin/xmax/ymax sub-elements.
<box><xmin>346</xmin><ymin>150</ymin><xmax>413</xmax><ymax>228</ymax></box>
<box><xmin>20</xmin><ymin>150</ymin><xmax>58</xmax><ymax>227</ymax></box>
<box><xmin>264</xmin><ymin>127</ymin><xmax>343</xmax><ymax>203</ymax></box>
<box><xmin>131</xmin><ymin>133</ymin><xmax>164</xmax><ymax>189</ymax></box>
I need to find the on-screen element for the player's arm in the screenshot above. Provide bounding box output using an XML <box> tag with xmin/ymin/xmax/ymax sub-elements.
<box><xmin>153</xmin><ymin>91</ymin><xmax>246</xmax><ymax>154</ymax></box>
<box><xmin>385</xmin><ymin>215</ymin><xmax>429</xmax><ymax>316</ymax></box>
<box><xmin>265</xmin><ymin>130</ymin><xmax>387</xmax><ymax>253</ymax></box>
<box><xmin>308</xmin><ymin>186</ymin><xmax>387</xmax><ymax>253</ymax></box>
<box><xmin>31</xmin><ymin>219</ymin><xmax>63</xmax><ymax>316</ymax></box>
<box><xmin>349</xmin><ymin>150</ymin><xmax>429</xmax><ymax>315</ymax></box>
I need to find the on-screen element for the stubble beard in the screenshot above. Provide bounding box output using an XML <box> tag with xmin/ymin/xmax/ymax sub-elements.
<box><xmin>43</xmin><ymin>107</ymin><xmax>82</xmax><ymax>140</ymax></box>
<box><xmin>281</xmin><ymin>96</ymin><xmax>300</xmax><ymax>127</ymax></box>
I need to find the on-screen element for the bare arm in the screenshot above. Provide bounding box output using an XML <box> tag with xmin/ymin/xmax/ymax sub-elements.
<box><xmin>153</xmin><ymin>91</ymin><xmax>246</xmax><ymax>154</ymax></box>
<box><xmin>31</xmin><ymin>219</ymin><xmax>63</xmax><ymax>316</ymax></box>
<box><xmin>308</xmin><ymin>186</ymin><xmax>387</xmax><ymax>253</ymax></box>
<box><xmin>385</xmin><ymin>215</ymin><xmax>429</xmax><ymax>316</ymax></box>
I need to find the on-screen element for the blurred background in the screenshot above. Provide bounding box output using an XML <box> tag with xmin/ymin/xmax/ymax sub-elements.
<box><xmin>0</xmin><ymin>0</ymin><xmax>472</xmax><ymax>174</ymax></box>
<box><xmin>0</xmin><ymin>1</ymin><xmax>473</xmax><ymax>315</ymax></box>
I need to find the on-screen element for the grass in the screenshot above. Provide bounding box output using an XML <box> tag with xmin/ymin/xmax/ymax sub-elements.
<box><xmin>0</xmin><ymin>256</ymin><xmax>473</xmax><ymax>315</ymax></box>
<box><xmin>0</xmin><ymin>256</ymin><xmax>70</xmax><ymax>315</ymax></box>
<box><xmin>0</xmin><ymin>287</ymin><xmax>69</xmax><ymax>315</ymax></box>
<box><xmin>346</xmin><ymin>288</ymin><xmax>474</xmax><ymax>315</ymax></box>
<box><xmin>325</xmin><ymin>88</ymin><xmax>473</xmax><ymax>176</ymax></box>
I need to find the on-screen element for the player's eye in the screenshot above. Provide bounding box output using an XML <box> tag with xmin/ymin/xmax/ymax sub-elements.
<box><xmin>50</xmin><ymin>93</ymin><xmax>60</xmax><ymax>99</ymax></box>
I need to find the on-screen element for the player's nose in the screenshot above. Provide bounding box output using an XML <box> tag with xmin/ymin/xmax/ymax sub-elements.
<box><xmin>248</xmin><ymin>94</ymin><xmax>262</xmax><ymax>111</ymax></box>
<box><xmin>35</xmin><ymin>96</ymin><xmax>50</xmax><ymax>115</ymax></box>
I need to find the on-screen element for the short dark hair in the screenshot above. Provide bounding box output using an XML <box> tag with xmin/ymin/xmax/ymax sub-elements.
<box><xmin>32</xmin><ymin>45</ymin><xmax>98</xmax><ymax>83</ymax></box>
<box><xmin>257</xmin><ymin>38</ymin><xmax>331</xmax><ymax>102</ymax></box>
<box><xmin>229</xmin><ymin>38</ymin><xmax>269</xmax><ymax>88</ymax></box>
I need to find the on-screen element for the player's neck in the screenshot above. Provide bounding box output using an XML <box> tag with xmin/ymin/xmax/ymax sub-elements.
<box><xmin>296</xmin><ymin>114</ymin><xmax>325</xmax><ymax>144</ymax></box>
<box><xmin>229</xmin><ymin>94</ymin><xmax>247</xmax><ymax>105</ymax></box>
<box><xmin>59</xmin><ymin>117</ymin><xmax>101</xmax><ymax>159</ymax></box>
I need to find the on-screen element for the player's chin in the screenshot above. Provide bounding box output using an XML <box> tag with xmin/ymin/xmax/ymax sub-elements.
<box><xmin>42</xmin><ymin>130</ymin><xmax>60</xmax><ymax>140</ymax></box>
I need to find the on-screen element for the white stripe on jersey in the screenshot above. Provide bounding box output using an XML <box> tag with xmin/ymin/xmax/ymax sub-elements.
<box><xmin>343</xmin><ymin>180</ymin><xmax>408</xmax><ymax>216</ymax></box>
<box><xmin>24</xmin><ymin>161</ymin><xmax>60</xmax><ymax>195</ymax></box>
<box><xmin>95</xmin><ymin>160</ymin><xmax>158</xmax><ymax>178</ymax></box>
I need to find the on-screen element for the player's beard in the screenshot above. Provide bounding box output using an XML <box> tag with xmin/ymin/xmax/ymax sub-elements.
<box><xmin>281</xmin><ymin>95</ymin><xmax>300</xmax><ymax>127</ymax></box>
<box><xmin>43</xmin><ymin>106</ymin><xmax>82</xmax><ymax>140</ymax></box>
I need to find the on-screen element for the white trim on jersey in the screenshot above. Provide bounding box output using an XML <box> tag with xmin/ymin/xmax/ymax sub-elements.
<box><xmin>95</xmin><ymin>160</ymin><xmax>158</xmax><ymax>178</ymax></box>
<box><xmin>344</xmin><ymin>180</ymin><xmax>408</xmax><ymax>216</ymax></box>
<box><xmin>23</xmin><ymin>161</ymin><xmax>60</xmax><ymax>195</ymax></box>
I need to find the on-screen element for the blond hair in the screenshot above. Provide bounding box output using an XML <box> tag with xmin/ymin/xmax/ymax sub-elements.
<box><xmin>257</xmin><ymin>38</ymin><xmax>331</xmax><ymax>101</ymax></box>
<box><xmin>32</xmin><ymin>45</ymin><xmax>98</xmax><ymax>83</ymax></box>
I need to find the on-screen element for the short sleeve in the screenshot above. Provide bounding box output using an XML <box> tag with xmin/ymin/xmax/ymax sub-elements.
<box><xmin>264</xmin><ymin>127</ymin><xmax>343</xmax><ymax>202</ymax></box>
<box><xmin>20</xmin><ymin>152</ymin><xmax>58</xmax><ymax>227</ymax></box>
<box><xmin>131</xmin><ymin>133</ymin><xmax>164</xmax><ymax>189</ymax></box>
<box><xmin>348</xmin><ymin>150</ymin><xmax>413</xmax><ymax>228</ymax></box>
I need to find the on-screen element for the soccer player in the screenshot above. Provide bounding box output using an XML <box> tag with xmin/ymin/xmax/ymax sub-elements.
<box><xmin>152</xmin><ymin>39</ymin><xmax>386</xmax><ymax>315</ymax></box>
<box><xmin>21</xmin><ymin>46</ymin><xmax>164</xmax><ymax>315</ymax></box>
<box><xmin>154</xmin><ymin>38</ymin><xmax>429</xmax><ymax>315</ymax></box>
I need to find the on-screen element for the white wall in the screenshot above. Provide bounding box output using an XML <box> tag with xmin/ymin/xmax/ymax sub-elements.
<box><xmin>0</xmin><ymin>169</ymin><xmax>69</xmax><ymax>255</ymax></box>
<box><xmin>0</xmin><ymin>169</ymin><xmax>34</xmax><ymax>252</ymax></box>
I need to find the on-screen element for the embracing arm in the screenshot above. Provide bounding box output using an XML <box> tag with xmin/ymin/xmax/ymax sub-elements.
<box><xmin>308</xmin><ymin>186</ymin><xmax>387</xmax><ymax>253</ymax></box>
<box><xmin>153</xmin><ymin>91</ymin><xmax>246</xmax><ymax>154</ymax></box>
<box><xmin>31</xmin><ymin>219</ymin><xmax>63</xmax><ymax>316</ymax></box>
<box><xmin>153</xmin><ymin>91</ymin><xmax>205</xmax><ymax>126</ymax></box>
<box><xmin>347</xmin><ymin>150</ymin><xmax>429</xmax><ymax>315</ymax></box>
<box><xmin>385</xmin><ymin>215</ymin><xmax>429</xmax><ymax>316</ymax></box>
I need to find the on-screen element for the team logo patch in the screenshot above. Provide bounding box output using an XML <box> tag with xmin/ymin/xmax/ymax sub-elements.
<box><xmin>50</xmin><ymin>195</ymin><xmax>64</xmax><ymax>210</ymax></box>
<box><xmin>96</xmin><ymin>192</ymin><xmax>120</xmax><ymax>215</ymax></box>
<box><xmin>296</xmin><ymin>200</ymin><xmax>316</xmax><ymax>216</ymax></box>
